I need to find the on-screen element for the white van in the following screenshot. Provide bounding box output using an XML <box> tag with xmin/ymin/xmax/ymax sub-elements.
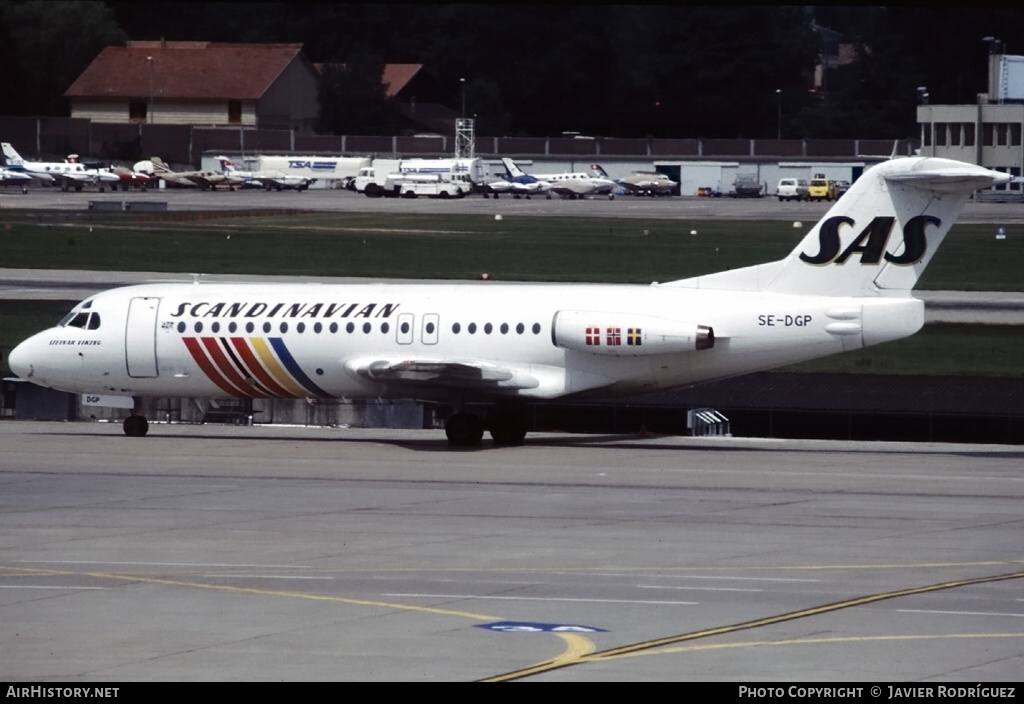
<box><xmin>776</xmin><ymin>178</ymin><xmax>808</xmax><ymax>202</ymax></box>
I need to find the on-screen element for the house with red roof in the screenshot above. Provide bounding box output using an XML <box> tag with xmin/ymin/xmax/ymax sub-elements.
<box><xmin>65</xmin><ymin>41</ymin><xmax>321</xmax><ymax>133</ymax></box>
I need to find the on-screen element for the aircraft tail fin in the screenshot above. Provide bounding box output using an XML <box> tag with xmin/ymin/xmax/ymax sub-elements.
<box><xmin>502</xmin><ymin>157</ymin><xmax>525</xmax><ymax>179</ymax></box>
<box><xmin>662</xmin><ymin>157</ymin><xmax>1010</xmax><ymax>297</ymax></box>
<box><xmin>2</xmin><ymin>142</ymin><xmax>24</xmax><ymax>167</ymax></box>
<box><xmin>590</xmin><ymin>163</ymin><xmax>610</xmax><ymax>179</ymax></box>
<box><xmin>216</xmin><ymin>156</ymin><xmax>236</xmax><ymax>174</ymax></box>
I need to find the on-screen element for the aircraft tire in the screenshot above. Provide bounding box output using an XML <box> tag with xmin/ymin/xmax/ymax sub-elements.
<box><xmin>123</xmin><ymin>415</ymin><xmax>149</xmax><ymax>437</ymax></box>
<box><xmin>445</xmin><ymin>413</ymin><xmax>483</xmax><ymax>447</ymax></box>
<box><xmin>488</xmin><ymin>411</ymin><xmax>527</xmax><ymax>446</ymax></box>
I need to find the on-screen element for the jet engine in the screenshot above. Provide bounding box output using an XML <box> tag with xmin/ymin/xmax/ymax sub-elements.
<box><xmin>552</xmin><ymin>310</ymin><xmax>714</xmax><ymax>356</ymax></box>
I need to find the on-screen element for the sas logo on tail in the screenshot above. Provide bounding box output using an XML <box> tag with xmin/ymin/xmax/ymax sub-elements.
<box><xmin>800</xmin><ymin>215</ymin><xmax>940</xmax><ymax>266</ymax></box>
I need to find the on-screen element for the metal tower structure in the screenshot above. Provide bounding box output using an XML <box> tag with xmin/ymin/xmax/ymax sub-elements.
<box><xmin>455</xmin><ymin>118</ymin><xmax>475</xmax><ymax>159</ymax></box>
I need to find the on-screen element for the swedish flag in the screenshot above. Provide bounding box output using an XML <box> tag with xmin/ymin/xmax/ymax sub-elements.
<box><xmin>627</xmin><ymin>328</ymin><xmax>642</xmax><ymax>346</ymax></box>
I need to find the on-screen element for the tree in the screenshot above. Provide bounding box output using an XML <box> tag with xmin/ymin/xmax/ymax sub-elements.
<box><xmin>316</xmin><ymin>54</ymin><xmax>401</xmax><ymax>135</ymax></box>
<box><xmin>0</xmin><ymin>1</ymin><xmax>126</xmax><ymax>117</ymax></box>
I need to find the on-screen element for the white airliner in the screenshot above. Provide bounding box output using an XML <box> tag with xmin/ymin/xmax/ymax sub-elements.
<box><xmin>8</xmin><ymin>157</ymin><xmax>1008</xmax><ymax>446</ymax></box>
<box><xmin>2</xmin><ymin>143</ymin><xmax>120</xmax><ymax>192</ymax></box>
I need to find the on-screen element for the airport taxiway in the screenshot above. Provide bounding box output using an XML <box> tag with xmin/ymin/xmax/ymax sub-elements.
<box><xmin>3</xmin><ymin>183</ymin><xmax>1024</xmax><ymax>223</ymax></box>
<box><xmin>1</xmin><ymin>423</ymin><xmax>1022</xmax><ymax>681</ymax></box>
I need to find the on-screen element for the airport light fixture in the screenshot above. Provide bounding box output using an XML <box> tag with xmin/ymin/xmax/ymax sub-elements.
<box><xmin>460</xmin><ymin>77</ymin><xmax>466</xmax><ymax>119</ymax></box>
<box><xmin>776</xmin><ymin>89</ymin><xmax>782</xmax><ymax>140</ymax></box>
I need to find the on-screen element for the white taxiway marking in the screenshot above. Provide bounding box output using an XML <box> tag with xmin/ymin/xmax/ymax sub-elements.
<box><xmin>14</xmin><ymin>560</ymin><xmax>311</xmax><ymax>569</ymax></box>
<box><xmin>204</xmin><ymin>574</ymin><xmax>335</xmax><ymax>580</ymax></box>
<box><xmin>637</xmin><ymin>584</ymin><xmax>762</xmax><ymax>593</ymax></box>
<box><xmin>384</xmin><ymin>593</ymin><xmax>698</xmax><ymax>605</ymax></box>
<box><xmin>898</xmin><ymin>609</ymin><xmax>1024</xmax><ymax>618</ymax></box>
<box><xmin>0</xmin><ymin>586</ymin><xmax>108</xmax><ymax>590</ymax></box>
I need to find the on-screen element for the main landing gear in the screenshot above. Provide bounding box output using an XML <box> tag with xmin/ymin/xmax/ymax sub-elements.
<box><xmin>123</xmin><ymin>414</ymin><xmax>149</xmax><ymax>437</ymax></box>
<box><xmin>444</xmin><ymin>409</ymin><xmax>528</xmax><ymax>448</ymax></box>
<box><xmin>123</xmin><ymin>398</ymin><xmax>149</xmax><ymax>437</ymax></box>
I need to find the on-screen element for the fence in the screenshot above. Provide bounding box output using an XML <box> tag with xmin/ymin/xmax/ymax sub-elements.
<box><xmin>0</xmin><ymin>116</ymin><xmax>912</xmax><ymax>168</ymax></box>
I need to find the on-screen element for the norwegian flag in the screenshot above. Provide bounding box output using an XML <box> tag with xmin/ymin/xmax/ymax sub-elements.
<box><xmin>606</xmin><ymin>327</ymin><xmax>622</xmax><ymax>346</ymax></box>
<box><xmin>586</xmin><ymin>326</ymin><xmax>601</xmax><ymax>346</ymax></box>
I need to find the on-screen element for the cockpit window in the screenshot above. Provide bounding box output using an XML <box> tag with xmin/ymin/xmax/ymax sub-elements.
<box><xmin>59</xmin><ymin>299</ymin><xmax>95</xmax><ymax>328</ymax></box>
<box><xmin>87</xmin><ymin>313</ymin><xmax>101</xmax><ymax>330</ymax></box>
<box><xmin>66</xmin><ymin>312</ymin><xmax>90</xmax><ymax>329</ymax></box>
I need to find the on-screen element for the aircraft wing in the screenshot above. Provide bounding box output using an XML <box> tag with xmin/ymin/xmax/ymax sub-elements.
<box><xmin>54</xmin><ymin>172</ymin><xmax>92</xmax><ymax>184</ymax></box>
<box><xmin>185</xmin><ymin>174</ymin><xmax>218</xmax><ymax>189</ymax></box>
<box><xmin>345</xmin><ymin>357</ymin><xmax>541</xmax><ymax>391</ymax></box>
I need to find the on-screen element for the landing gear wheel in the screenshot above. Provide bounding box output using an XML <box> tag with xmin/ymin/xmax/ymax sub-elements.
<box><xmin>445</xmin><ymin>412</ymin><xmax>483</xmax><ymax>447</ymax></box>
<box><xmin>123</xmin><ymin>415</ymin><xmax>149</xmax><ymax>437</ymax></box>
<box><xmin>488</xmin><ymin>410</ymin><xmax>527</xmax><ymax>446</ymax></box>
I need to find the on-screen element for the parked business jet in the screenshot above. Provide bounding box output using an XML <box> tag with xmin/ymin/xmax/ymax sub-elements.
<box><xmin>1</xmin><ymin>143</ymin><xmax>120</xmax><ymax>192</ymax></box>
<box><xmin>1</xmin><ymin>165</ymin><xmax>33</xmax><ymax>192</ymax></box>
<box><xmin>602</xmin><ymin>167</ymin><xmax>678</xmax><ymax>196</ymax></box>
<box><xmin>486</xmin><ymin>158</ymin><xmax>553</xmax><ymax>199</ymax></box>
<box><xmin>8</xmin><ymin>157</ymin><xmax>1008</xmax><ymax>446</ymax></box>
<box><xmin>495</xmin><ymin>158</ymin><xmax>615</xmax><ymax>199</ymax></box>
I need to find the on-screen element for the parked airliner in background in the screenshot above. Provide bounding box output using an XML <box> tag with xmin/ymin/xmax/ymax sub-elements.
<box><xmin>2</xmin><ymin>143</ymin><xmax>120</xmax><ymax>192</ymax></box>
<box><xmin>8</xmin><ymin>157</ymin><xmax>1008</xmax><ymax>446</ymax></box>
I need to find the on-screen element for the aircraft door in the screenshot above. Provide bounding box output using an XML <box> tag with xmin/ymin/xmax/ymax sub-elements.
<box><xmin>397</xmin><ymin>313</ymin><xmax>414</xmax><ymax>344</ymax></box>
<box><xmin>422</xmin><ymin>314</ymin><xmax>439</xmax><ymax>345</ymax></box>
<box><xmin>125</xmin><ymin>297</ymin><xmax>160</xmax><ymax>378</ymax></box>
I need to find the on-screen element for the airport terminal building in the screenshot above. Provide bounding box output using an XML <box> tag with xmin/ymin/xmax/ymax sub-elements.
<box><xmin>916</xmin><ymin>49</ymin><xmax>1024</xmax><ymax>199</ymax></box>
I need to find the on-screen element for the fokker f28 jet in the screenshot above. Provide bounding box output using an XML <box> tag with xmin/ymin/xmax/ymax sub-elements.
<box><xmin>8</xmin><ymin>157</ymin><xmax>1008</xmax><ymax>446</ymax></box>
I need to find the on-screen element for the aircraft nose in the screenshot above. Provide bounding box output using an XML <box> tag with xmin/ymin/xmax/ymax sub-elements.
<box><xmin>7</xmin><ymin>338</ymin><xmax>34</xmax><ymax>380</ymax></box>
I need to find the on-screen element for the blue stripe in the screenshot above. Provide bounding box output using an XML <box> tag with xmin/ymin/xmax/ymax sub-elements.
<box><xmin>268</xmin><ymin>337</ymin><xmax>332</xmax><ymax>398</ymax></box>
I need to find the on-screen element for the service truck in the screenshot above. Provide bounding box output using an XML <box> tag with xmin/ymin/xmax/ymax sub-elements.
<box><xmin>353</xmin><ymin>157</ymin><xmax>484</xmax><ymax>197</ymax></box>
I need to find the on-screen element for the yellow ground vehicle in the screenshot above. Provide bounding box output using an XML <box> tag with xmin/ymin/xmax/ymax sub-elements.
<box><xmin>807</xmin><ymin>177</ymin><xmax>838</xmax><ymax>202</ymax></box>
